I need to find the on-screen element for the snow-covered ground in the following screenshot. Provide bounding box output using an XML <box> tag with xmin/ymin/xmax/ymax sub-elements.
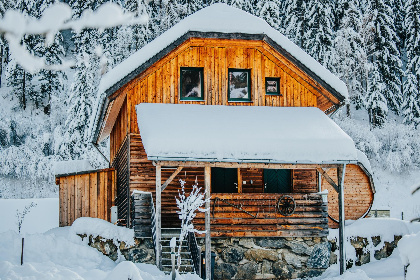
<box><xmin>0</xmin><ymin>198</ymin><xmax>419</xmax><ymax>280</ymax></box>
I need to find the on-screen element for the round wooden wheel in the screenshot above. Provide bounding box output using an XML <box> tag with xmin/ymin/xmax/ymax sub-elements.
<box><xmin>276</xmin><ymin>195</ymin><xmax>296</xmax><ymax>216</ymax></box>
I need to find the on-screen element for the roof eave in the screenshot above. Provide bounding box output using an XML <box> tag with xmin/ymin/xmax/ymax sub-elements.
<box><xmin>93</xmin><ymin>31</ymin><xmax>347</xmax><ymax>143</ymax></box>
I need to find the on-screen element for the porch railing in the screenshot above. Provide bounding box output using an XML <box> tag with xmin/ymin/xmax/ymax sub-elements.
<box><xmin>187</xmin><ymin>231</ymin><xmax>201</xmax><ymax>276</ymax></box>
<box><xmin>194</xmin><ymin>192</ymin><xmax>328</xmax><ymax>237</ymax></box>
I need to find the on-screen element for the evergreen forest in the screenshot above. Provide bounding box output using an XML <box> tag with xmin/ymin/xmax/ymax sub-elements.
<box><xmin>0</xmin><ymin>0</ymin><xmax>419</xmax><ymax>196</ymax></box>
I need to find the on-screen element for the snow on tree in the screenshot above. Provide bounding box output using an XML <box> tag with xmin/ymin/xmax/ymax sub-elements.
<box><xmin>365</xmin><ymin>65</ymin><xmax>388</xmax><ymax>127</ymax></box>
<box><xmin>365</xmin><ymin>0</ymin><xmax>403</xmax><ymax>116</ymax></box>
<box><xmin>58</xmin><ymin>30</ymin><xmax>101</xmax><ymax>161</ymax></box>
<box><xmin>175</xmin><ymin>179</ymin><xmax>209</xmax><ymax>270</ymax></box>
<box><xmin>333</xmin><ymin>0</ymin><xmax>367</xmax><ymax>112</ymax></box>
<box><xmin>283</xmin><ymin>0</ymin><xmax>308</xmax><ymax>47</ymax></box>
<box><xmin>402</xmin><ymin>0</ymin><xmax>420</xmax><ymax>125</ymax></box>
<box><xmin>256</xmin><ymin>0</ymin><xmax>282</xmax><ymax>32</ymax></box>
<box><xmin>303</xmin><ymin>0</ymin><xmax>335</xmax><ymax>69</ymax></box>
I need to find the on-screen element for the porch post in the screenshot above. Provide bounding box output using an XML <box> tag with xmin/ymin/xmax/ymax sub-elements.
<box><xmin>337</xmin><ymin>164</ymin><xmax>347</xmax><ymax>275</ymax></box>
<box><xmin>156</xmin><ymin>165</ymin><xmax>162</xmax><ymax>269</ymax></box>
<box><xmin>204</xmin><ymin>166</ymin><xmax>211</xmax><ymax>280</ymax></box>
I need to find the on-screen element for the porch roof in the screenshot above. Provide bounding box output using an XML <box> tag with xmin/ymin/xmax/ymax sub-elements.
<box><xmin>136</xmin><ymin>103</ymin><xmax>358</xmax><ymax>165</ymax></box>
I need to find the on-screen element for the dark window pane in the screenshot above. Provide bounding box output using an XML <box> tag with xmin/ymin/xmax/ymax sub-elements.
<box><xmin>180</xmin><ymin>68</ymin><xmax>203</xmax><ymax>100</ymax></box>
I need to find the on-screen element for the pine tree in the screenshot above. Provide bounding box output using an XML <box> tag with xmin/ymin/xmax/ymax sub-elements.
<box><xmin>283</xmin><ymin>0</ymin><xmax>308</xmax><ymax>47</ymax></box>
<box><xmin>365</xmin><ymin>66</ymin><xmax>388</xmax><ymax>127</ymax></box>
<box><xmin>303</xmin><ymin>0</ymin><xmax>335</xmax><ymax>68</ymax></box>
<box><xmin>333</xmin><ymin>0</ymin><xmax>367</xmax><ymax>112</ymax></box>
<box><xmin>256</xmin><ymin>0</ymin><xmax>282</xmax><ymax>31</ymax></box>
<box><xmin>59</xmin><ymin>30</ymin><xmax>100</xmax><ymax>159</ymax></box>
<box><xmin>402</xmin><ymin>0</ymin><xmax>420</xmax><ymax>124</ymax></box>
<box><xmin>367</xmin><ymin>0</ymin><xmax>403</xmax><ymax>114</ymax></box>
<box><xmin>36</xmin><ymin>33</ymin><xmax>67</xmax><ymax>115</ymax></box>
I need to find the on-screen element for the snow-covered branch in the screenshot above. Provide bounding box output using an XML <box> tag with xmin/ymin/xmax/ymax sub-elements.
<box><xmin>0</xmin><ymin>2</ymin><xmax>149</xmax><ymax>73</ymax></box>
<box><xmin>175</xmin><ymin>179</ymin><xmax>209</xmax><ymax>270</ymax></box>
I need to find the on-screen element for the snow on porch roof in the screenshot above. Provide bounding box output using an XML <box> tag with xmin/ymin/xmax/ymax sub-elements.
<box><xmin>135</xmin><ymin>103</ymin><xmax>358</xmax><ymax>164</ymax></box>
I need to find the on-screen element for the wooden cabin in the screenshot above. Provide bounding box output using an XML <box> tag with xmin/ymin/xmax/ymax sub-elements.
<box><xmin>56</xmin><ymin>4</ymin><xmax>375</xmax><ymax>278</ymax></box>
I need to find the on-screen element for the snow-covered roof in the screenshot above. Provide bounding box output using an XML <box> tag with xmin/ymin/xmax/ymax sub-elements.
<box><xmin>135</xmin><ymin>103</ymin><xmax>358</xmax><ymax>164</ymax></box>
<box><xmin>98</xmin><ymin>4</ymin><xmax>347</xmax><ymax>98</ymax></box>
<box><xmin>54</xmin><ymin>160</ymin><xmax>93</xmax><ymax>176</ymax></box>
<box><xmin>90</xmin><ymin>3</ymin><xmax>348</xmax><ymax>143</ymax></box>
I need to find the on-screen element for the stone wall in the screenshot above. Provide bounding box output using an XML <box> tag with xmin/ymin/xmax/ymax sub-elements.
<box><xmin>197</xmin><ymin>237</ymin><xmax>331</xmax><ymax>280</ymax></box>
<box><xmin>78</xmin><ymin>234</ymin><xmax>155</xmax><ymax>264</ymax></box>
<box><xmin>329</xmin><ymin>235</ymin><xmax>402</xmax><ymax>268</ymax></box>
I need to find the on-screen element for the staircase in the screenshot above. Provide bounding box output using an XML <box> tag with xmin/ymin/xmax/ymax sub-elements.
<box><xmin>161</xmin><ymin>228</ymin><xmax>196</xmax><ymax>274</ymax></box>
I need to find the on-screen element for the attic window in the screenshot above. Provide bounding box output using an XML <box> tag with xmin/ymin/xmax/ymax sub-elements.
<box><xmin>265</xmin><ymin>77</ymin><xmax>281</xmax><ymax>95</ymax></box>
<box><xmin>228</xmin><ymin>68</ymin><xmax>251</xmax><ymax>102</ymax></box>
<box><xmin>180</xmin><ymin>67</ymin><xmax>204</xmax><ymax>101</ymax></box>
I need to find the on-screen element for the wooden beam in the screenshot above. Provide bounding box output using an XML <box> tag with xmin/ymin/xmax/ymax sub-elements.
<box><xmin>204</xmin><ymin>166</ymin><xmax>211</xmax><ymax>280</ymax></box>
<box><xmin>337</xmin><ymin>164</ymin><xmax>346</xmax><ymax>275</ymax></box>
<box><xmin>156</xmin><ymin>165</ymin><xmax>162</xmax><ymax>269</ymax></box>
<box><xmin>316</xmin><ymin>167</ymin><xmax>339</xmax><ymax>193</ymax></box>
<box><xmin>161</xmin><ymin>166</ymin><xmax>183</xmax><ymax>191</ymax></box>
<box><xmin>154</xmin><ymin>160</ymin><xmax>340</xmax><ymax>170</ymax></box>
<box><xmin>237</xmin><ymin>168</ymin><xmax>242</xmax><ymax>193</ymax></box>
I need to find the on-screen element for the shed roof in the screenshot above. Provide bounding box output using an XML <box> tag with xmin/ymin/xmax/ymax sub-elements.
<box><xmin>136</xmin><ymin>103</ymin><xmax>358</xmax><ymax>164</ymax></box>
<box><xmin>89</xmin><ymin>3</ymin><xmax>348</xmax><ymax>143</ymax></box>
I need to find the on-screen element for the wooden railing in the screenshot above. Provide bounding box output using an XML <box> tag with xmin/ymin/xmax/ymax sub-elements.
<box><xmin>195</xmin><ymin>193</ymin><xmax>328</xmax><ymax>237</ymax></box>
<box><xmin>187</xmin><ymin>231</ymin><xmax>201</xmax><ymax>276</ymax></box>
<box><xmin>112</xmin><ymin>135</ymin><xmax>130</xmax><ymax>226</ymax></box>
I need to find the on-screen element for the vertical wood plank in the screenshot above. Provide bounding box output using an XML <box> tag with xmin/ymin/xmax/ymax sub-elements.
<box><xmin>204</xmin><ymin>166</ymin><xmax>211</xmax><ymax>280</ymax></box>
<box><xmin>338</xmin><ymin>164</ymin><xmax>347</xmax><ymax>275</ymax></box>
<box><xmin>237</xmin><ymin>168</ymin><xmax>242</xmax><ymax>193</ymax></box>
<box><xmin>67</xmin><ymin>176</ymin><xmax>75</xmax><ymax>226</ymax></box>
<box><xmin>107</xmin><ymin>170</ymin><xmax>113</xmax><ymax>222</ymax></box>
<box><xmin>59</xmin><ymin>180</ymin><xmax>64</xmax><ymax>226</ymax></box>
<box><xmin>90</xmin><ymin>172</ymin><xmax>98</xmax><ymax>218</ymax></box>
<box><xmin>98</xmin><ymin>171</ymin><xmax>105</xmax><ymax>220</ymax></box>
<box><xmin>156</xmin><ymin>165</ymin><xmax>162</xmax><ymax>269</ymax></box>
<box><xmin>83</xmin><ymin>174</ymin><xmax>90</xmax><ymax>217</ymax></box>
<box><xmin>75</xmin><ymin>175</ymin><xmax>83</xmax><ymax>220</ymax></box>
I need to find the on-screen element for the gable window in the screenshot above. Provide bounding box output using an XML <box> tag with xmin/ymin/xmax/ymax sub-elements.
<box><xmin>180</xmin><ymin>67</ymin><xmax>204</xmax><ymax>101</ymax></box>
<box><xmin>265</xmin><ymin>77</ymin><xmax>281</xmax><ymax>95</ymax></box>
<box><xmin>228</xmin><ymin>68</ymin><xmax>251</xmax><ymax>102</ymax></box>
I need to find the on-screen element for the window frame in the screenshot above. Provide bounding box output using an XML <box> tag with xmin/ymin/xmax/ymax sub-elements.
<box><xmin>228</xmin><ymin>68</ymin><xmax>252</xmax><ymax>102</ymax></box>
<box><xmin>265</xmin><ymin>77</ymin><xmax>281</xmax><ymax>95</ymax></box>
<box><xmin>179</xmin><ymin>67</ymin><xmax>205</xmax><ymax>101</ymax></box>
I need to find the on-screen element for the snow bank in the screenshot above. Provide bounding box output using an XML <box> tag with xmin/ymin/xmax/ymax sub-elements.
<box><xmin>105</xmin><ymin>261</ymin><xmax>143</xmax><ymax>280</ymax></box>
<box><xmin>328</xmin><ymin>218</ymin><xmax>420</xmax><ymax>241</ymax></box>
<box><xmin>70</xmin><ymin>217</ymin><xmax>135</xmax><ymax>246</ymax></box>
<box><xmin>0</xmin><ymin>226</ymin><xmax>201</xmax><ymax>280</ymax></box>
<box><xmin>0</xmin><ymin>198</ymin><xmax>58</xmax><ymax>234</ymax></box>
<box><xmin>136</xmin><ymin>103</ymin><xmax>358</xmax><ymax>164</ymax></box>
<box><xmin>399</xmin><ymin>233</ymin><xmax>420</xmax><ymax>280</ymax></box>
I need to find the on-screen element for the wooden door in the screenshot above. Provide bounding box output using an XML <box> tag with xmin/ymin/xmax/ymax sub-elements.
<box><xmin>264</xmin><ymin>169</ymin><xmax>291</xmax><ymax>193</ymax></box>
<box><xmin>211</xmin><ymin>167</ymin><xmax>238</xmax><ymax>193</ymax></box>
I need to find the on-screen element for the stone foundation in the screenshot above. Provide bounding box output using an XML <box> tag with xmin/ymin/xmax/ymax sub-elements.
<box><xmin>78</xmin><ymin>234</ymin><xmax>155</xmax><ymax>264</ymax></box>
<box><xmin>197</xmin><ymin>237</ymin><xmax>331</xmax><ymax>279</ymax></box>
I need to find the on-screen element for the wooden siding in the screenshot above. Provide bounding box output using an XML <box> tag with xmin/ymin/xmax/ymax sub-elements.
<box><xmin>321</xmin><ymin>165</ymin><xmax>374</xmax><ymax>228</ymax></box>
<box><xmin>110</xmin><ymin>97</ymin><xmax>128</xmax><ymax>162</ymax></box>
<box><xmin>120</xmin><ymin>38</ymin><xmax>341</xmax><ymax>136</ymax></box>
<box><xmin>194</xmin><ymin>193</ymin><xmax>328</xmax><ymax>237</ymax></box>
<box><xmin>128</xmin><ymin>133</ymin><xmax>325</xmax><ymax>235</ymax></box>
<box><xmin>293</xmin><ymin>170</ymin><xmax>318</xmax><ymax>193</ymax></box>
<box><xmin>57</xmin><ymin>169</ymin><xmax>116</xmax><ymax>226</ymax></box>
